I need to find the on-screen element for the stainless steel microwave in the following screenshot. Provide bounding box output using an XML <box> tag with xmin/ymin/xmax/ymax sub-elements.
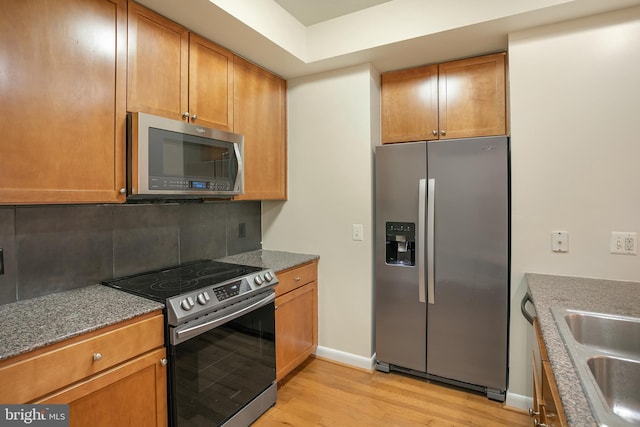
<box><xmin>126</xmin><ymin>112</ymin><xmax>244</xmax><ymax>199</ymax></box>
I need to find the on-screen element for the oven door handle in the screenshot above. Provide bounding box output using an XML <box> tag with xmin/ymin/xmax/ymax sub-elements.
<box><xmin>172</xmin><ymin>291</ymin><xmax>275</xmax><ymax>345</ymax></box>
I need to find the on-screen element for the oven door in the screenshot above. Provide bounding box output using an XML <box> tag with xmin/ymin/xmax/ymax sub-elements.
<box><xmin>168</xmin><ymin>291</ymin><xmax>276</xmax><ymax>426</ymax></box>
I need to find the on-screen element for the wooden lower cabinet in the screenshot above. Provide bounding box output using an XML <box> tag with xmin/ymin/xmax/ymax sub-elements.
<box><xmin>532</xmin><ymin>317</ymin><xmax>567</xmax><ymax>427</ymax></box>
<box><xmin>0</xmin><ymin>312</ymin><xmax>167</xmax><ymax>427</ymax></box>
<box><xmin>275</xmin><ymin>261</ymin><xmax>318</xmax><ymax>382</ymax></box>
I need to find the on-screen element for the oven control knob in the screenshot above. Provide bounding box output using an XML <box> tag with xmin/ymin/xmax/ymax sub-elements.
<box><xmin>181</xmin><ymin>297</ymin><xmax>195</xmax><ymax>311</ymax></box>
<box><xmin>197</xmin><ymin>292</ymin><xmax>210</xmax><ymax>305</ymax></box>
<box><xmin>264</xmin><ymin>271</ymin><xmax>274</xmax><ymax>282</ymax></box>
<box><xmin>254</xmin><ymin>275</ymin><xmax>264</xmax><ymax>286</ymax></box>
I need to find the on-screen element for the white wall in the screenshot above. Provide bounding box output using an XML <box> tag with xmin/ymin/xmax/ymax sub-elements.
<box><xmin>262</xmin><ymin>63</ymin><xmax>380</xmax><ymax>368</ymax></box>
<box><xmin>507</xmin><ymin>6</ymin><xmax>640</xmax><ymax>404</ymax></box>
<box><xmin>263</xmin><ymin>4</ymin><xmax>640</xmax><ymax>408</ymax></box>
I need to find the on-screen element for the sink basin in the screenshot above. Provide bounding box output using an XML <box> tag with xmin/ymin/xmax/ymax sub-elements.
<box><xmin>551</xmin><ymin>307</ymin><xmax>640</xmax><ymax>426</ymax></box>
<box><xmin>587</xmin><ymin>356</ymin><xmax>640</xmax><ymax>424</ymax></box>
<box><xmin>564</xmin><ymin>311</ymin><xmax>640</xmax><ymax>358</ymax></box>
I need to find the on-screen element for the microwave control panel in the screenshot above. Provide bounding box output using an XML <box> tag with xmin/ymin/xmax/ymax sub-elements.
<box><xmin>149</xmin><ymin>177</ymin><xmax>233</xmax><ymax>191</ymax></box>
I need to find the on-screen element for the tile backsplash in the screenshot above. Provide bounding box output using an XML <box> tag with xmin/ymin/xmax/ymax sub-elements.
<box><xmin>0</xmin><ymin>201</ymin><xmax>261</xmax><ymax>305</ymax></box>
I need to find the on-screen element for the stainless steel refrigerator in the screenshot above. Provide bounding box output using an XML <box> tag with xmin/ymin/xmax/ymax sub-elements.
<box><xmin>374</xmin><ymin>137</ymin><xmax>509</xmax><ymax>401</ymax></box>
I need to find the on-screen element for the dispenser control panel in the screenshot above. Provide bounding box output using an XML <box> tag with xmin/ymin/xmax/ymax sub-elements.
<box><xmin>385</xmin><ymin>222</ymin><xmax>416</xmax><ymax>266</ymax></box>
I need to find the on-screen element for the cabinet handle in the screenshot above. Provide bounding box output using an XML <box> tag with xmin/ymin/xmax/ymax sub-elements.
<box><xmin>432</xmin><ymin>130</ymin><xmax>437</xmax><ymax>136</ymax></box>
<box><xmin>92</xmin><ymin>353</ymin><xmax>103</xmax><ymax>362</ymax></box>
<box><xmin>160</xmin><ymin>358</ymin><xmax>168</xmax><ymax>366</ymax></box>
<box><xmin>191</xmin><ymin>113</ymin><xmax>198</xmax><ymax>121</ymax></box>
<box><xmin>440</xmin><ymin>130</ymin><xmax>446</xmax><ymax>136</ymax></box>
<box><xmin>182</xmin><ymin>112</ymin><xmax>190</xmax><ymax>120</ymax></box>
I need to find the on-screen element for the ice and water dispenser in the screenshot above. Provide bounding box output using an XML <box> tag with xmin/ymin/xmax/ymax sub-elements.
<box><xmin>385</xmin><ymin>222</ymin><xmax>415</xmax><ymax>266</ymax></box>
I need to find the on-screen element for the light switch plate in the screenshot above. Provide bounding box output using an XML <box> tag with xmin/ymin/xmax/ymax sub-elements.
<box><xmin>610</xmin><ymin>232</ymin><xmax>637</xmax><ymax>255</ymax></box>
<box><xmin>551</xmin><ymin>231</ymin><xmax>569</xmax><ymax>253</ymax></box>
<box><xmin>352</xmin><ymin>224</ymin><xmax>364</xmax><ymax>241</ymax></box>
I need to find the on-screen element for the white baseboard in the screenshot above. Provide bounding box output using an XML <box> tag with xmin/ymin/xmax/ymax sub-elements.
<box><xmin>506</xmin><ymin>392</ymin><xmax>533</xmax><ymax>411</ymax></box>
<box><xmin>314</xmin><ymin>346</ymin><xmax>533</xmax><ymax>412</ymax></box>
<box><xmin>314</xmin><ymin>346</ymin><xmax>376</xmax><ymax>371</ymax></box>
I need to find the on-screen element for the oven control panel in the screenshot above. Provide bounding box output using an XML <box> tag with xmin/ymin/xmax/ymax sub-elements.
<box><xmin>166</xmin><ymin>269</ymin><xmax>279</xmax><ymax>325</ymax></box>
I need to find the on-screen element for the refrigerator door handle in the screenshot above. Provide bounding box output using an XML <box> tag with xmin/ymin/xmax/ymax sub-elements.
<box><xmin>418</xmin><ymin>178</ymin><xmax>426</xmax><ymax>303</ymax></box>
<box><xmin>427</xmin><ymin>178</ymin><xmax>435</xmax><ymax>304</ymax></box>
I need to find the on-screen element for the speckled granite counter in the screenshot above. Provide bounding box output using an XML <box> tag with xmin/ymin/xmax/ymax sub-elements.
<box><xmin>0</xmin><ymin>285</ymin><xmax>164</xmax><ymax>362</ymax></box>
<box><xmin>526</xmin><ymin>273</ymin><xmax>640</xmax><ymax>427</ymax></box>
<box><xmin>218</xmin><ymin>249</ymin><xmax>319</xmax><ymax>272</ymax></box>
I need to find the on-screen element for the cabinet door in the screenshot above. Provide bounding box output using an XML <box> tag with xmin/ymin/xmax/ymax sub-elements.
<box><xmin>127</xmin><ymin>0</ymin><xmax>189</xmax><ymax>121</ymax></box>
<box><xmin>38</xmin><ymin>348</ymin><xmax>168</xmax><ymax>427</ymax></box>
<box><xmin>188</xmin><ymin>33</ymin><xmax>234</xmax><ymax>131</ymax></box>
<box><xmin>0</xmin><ymin>0</ymin><xmax>127</xmax><ymax>204</ymax></box>
<box><xmin>381</xmin><ymin>64</ymin><xmax>438</xmax><ymax>144</ymax></box>
<box><xmin>438</xmin><ymin>53</ymin><xmax>506</xmax><ymax>139</ymax></box>
<box><xmin>275</xmin><ymin>282</ymin><xmax>318</xmax><ymax>382</ymax></box>
<box><xmin>233</xmin><ymin>56</ymin><xmax>287</xmax><ymax>200</ymax></box>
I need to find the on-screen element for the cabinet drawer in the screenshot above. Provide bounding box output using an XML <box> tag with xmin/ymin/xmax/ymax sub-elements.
<box><xmin>0</xmin><ymin>313</ymin><xmax>164</xmax><ymax>403</ymax></box>
<box><xmin>276</xmin><ymin>261</ymin><xmax>317</xmax><ymax>297</ymax></box>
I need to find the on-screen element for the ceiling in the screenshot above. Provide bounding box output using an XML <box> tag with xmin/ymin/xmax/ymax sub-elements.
<box><xmin>138</xmin><ymin>0</ymin><xmax>640</xmax><ymax>79</ymax></box>
<box><xmin>272</xmin><ymin>0</ymin><xmax>391</xmax><ymax>26</ymax></box>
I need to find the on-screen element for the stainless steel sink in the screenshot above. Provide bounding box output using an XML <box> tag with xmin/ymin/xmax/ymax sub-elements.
<box><xmin>564</xmin><ymin>311</ymin><xmax>640</xmax><ymax>358</ymax></box>
<box><xmin>551</xmin><ymin>308</ymin><xmax>640</xmax><ymax>426</ymax></box>
<box><xmin>587</xmin><ymin>356</ymin><xmax>640</xmax><ymax>424</ymax></box>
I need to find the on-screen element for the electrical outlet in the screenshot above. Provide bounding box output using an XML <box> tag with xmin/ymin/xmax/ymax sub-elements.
<box><xmin>610</xmin><ymin>232</ymin><xmax>637</xmax><ymax>255</ymax></box>
<box><xmin>352</xmin><ymin>224</ymin><xmax>364</xmax><ymax>241</ymax></box>
<box><xmin>238</xmin><ymin>223</ymin><xmax>246</xmax><ymax>238</ymax></box>
<box><xmin>0</xmin><ymin>248</ymin><xmax>4</xmax><ymax>275</ymax></box>
<box><xmin>551</xmin><ymin>231</ymin><xmax>569</xmax><ymax>253</ymax></box>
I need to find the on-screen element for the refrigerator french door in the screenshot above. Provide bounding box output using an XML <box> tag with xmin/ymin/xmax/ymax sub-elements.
<box><xmin>374</xmin><ymin>137</ymin><xmax>509</xmax><ymax>401</ymax></box>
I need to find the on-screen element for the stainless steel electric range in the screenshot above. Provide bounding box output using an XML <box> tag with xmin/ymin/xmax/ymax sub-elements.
<box><xmin>103</xmin><ymin>260</ymin><xmax>279</xmax><ymax>427</ymax></box>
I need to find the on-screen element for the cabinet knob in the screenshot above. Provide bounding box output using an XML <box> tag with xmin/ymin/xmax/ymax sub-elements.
<box><xmin>92</xmin><ymin>353</ymin><xmax>103</xmax><ymax>362</ymax></box>
<box><xmin>295</xmin><ymin>276</ymin><xmax>301</xmax><ymax>282</ymax></box>
<box><xmin>533</xmin><ymin>419</ymin><xmax>547</xmax><ymax>427</ymax></box>
<box><xmin>119</xmin><ymin>188</ymin><xmax>126</xmax><ymax>194</ymax></box>
<box><xmin>440</xmin><ymin>130</ymin><xmax>446</xmax><ymax>136</ymax></box>
<box><xmin>182</xmin><ymin>112</ymin><xmax>190</xmax><ymax>120</ymax></box>
<box><xmin>528</xmin><ymin>408</ymin><xmax>539</xmax><ymax>417</ymax></box>
<box><xmin>432</xmin><ymin>130</ymin><xmax>437</xmax><ymax>136</ymax></box>
<box><xmin>160</xmin><ymin>358</ymin><xmax>168</xmax><ymax>366</ymax></box>
<box><xmin>191</xmin><ymin>113</ymin><xmax>198</xmax><ymax>121</ymax></box>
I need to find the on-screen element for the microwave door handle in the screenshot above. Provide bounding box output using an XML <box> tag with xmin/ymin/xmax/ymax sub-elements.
<box><xmin>234</xmin><ymin>142</ymin><xmax>244</xmax><ymax>193</ymax></box>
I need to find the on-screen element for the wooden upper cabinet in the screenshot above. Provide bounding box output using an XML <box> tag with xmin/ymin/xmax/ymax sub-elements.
<box><xmin>127</xmin><ymin>0</ymin><xmax>188</xmax><ymax>122</ymax></box>
<box><xmin>438</xmin><ymin>53</ymin><xmax>506</xmax><ymax>140</ymax></box>
<box><xmin>381</xmin><ymin>64</ymin><xmax>438</xmax><ymax>144</ymax></box>
<box><xmin>188</xmin><ymin>34</ymin><xmax>234</xmax><ymax>131</ymax></box>
<box><xmin>233</xmin><ymin>56</ymin><xmax>287</xmax><ymax>200</ymax></box>
<box><xmin>0</xmin><ymin>0</ymin><xmax>127</xmax><ymax>204</ymax></box>
<box><xmin>381</xmin><ymin>52</ymin><xmax>507</xmax><ymax>144</ymax></box>
<box><xmin>127</xmin><ymin>1</ymin><xmax>233</xmax><ymax>131</ymax></box>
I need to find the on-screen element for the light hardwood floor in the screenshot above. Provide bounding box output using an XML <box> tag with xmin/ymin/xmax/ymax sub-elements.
<box><xmin>254</xmin><ymin>357</ymin><xmax>531</xmax><ymax>426</ymax></box>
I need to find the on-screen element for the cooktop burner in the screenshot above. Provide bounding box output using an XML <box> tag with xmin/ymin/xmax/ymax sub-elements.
<box><xmin>103</xmin><ymin>260</ymin><xmax>278</xmax><ymax>325</ymax></box>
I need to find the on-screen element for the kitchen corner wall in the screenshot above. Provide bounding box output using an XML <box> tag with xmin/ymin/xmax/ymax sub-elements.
<box><xmin>263</xmin><ymin>63</ymin><xmax>378</xmax><ymax>367</ymax></box>
<box><xmin>0</xmin><ymin>201</ymin><xmax>261</xmax><ymax>305</ymax></box>
<box><xmin>507</xmin><ymin>6</ymin><xmax>640</xmax><ymax>405</ymax></box>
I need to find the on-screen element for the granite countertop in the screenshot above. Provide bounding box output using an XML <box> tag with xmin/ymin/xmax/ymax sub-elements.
<box><xmin>0</xmin><ymin>285</ymin><xmax>164</xmax><ymax>362</ymax></box>
<box><xmin>0</xmin><ymin>250</ymin><xmax>317</xmax><ymax>363</ymax></box>
<box><xmin>218</xmin><ymin>249</ymin><xmax>319</xmax><ymax>272</ymax></box>
<box><xmin>526</xmin><ymin>273</ymin><xmax>640</xmax><ymax>427</ymax></box>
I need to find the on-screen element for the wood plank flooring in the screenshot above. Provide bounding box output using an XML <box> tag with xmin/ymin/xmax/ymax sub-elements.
<box><xmin>254</xmin><ymin>357</ymin><xmax>531</xmax><ymax>426</ymax></box>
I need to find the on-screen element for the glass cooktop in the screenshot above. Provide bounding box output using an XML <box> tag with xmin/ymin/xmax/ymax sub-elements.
<box><xmin>102</xmin><ymin>260</ymin><xmax>262</xmax><ymax>301</ymax></box>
